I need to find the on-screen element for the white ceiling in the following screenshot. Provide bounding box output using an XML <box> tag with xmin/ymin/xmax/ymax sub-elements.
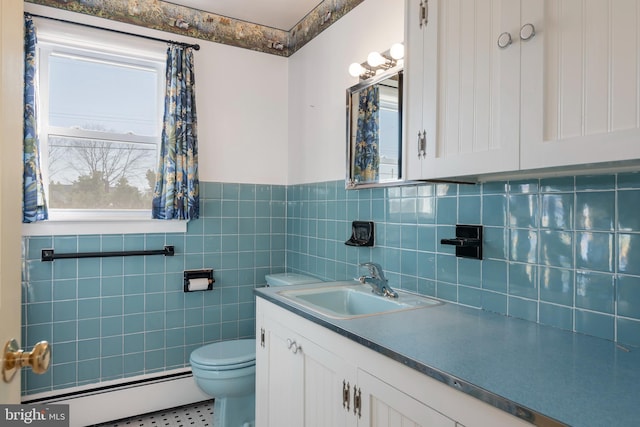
<box><xmin>165</xmin><ymin>0</ymin><xmax>323</xmax><ymax>31</ymax></box>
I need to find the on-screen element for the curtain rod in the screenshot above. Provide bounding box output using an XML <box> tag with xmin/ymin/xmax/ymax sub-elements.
<box><xmin>25</xmin><ymin>12</ymin><xmax>200</xmax><ymax>51</ymax></box>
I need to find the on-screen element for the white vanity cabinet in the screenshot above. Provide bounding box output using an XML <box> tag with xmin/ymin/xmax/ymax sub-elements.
<box><xmin>405</xmin><ymin>0</ymin><xmax>640</xmax><ymax>180</ymax></box>
<box><xmin>255</xmin><ymin>297</ymin><xmax>531</xmax><ymax>427</ymax></box>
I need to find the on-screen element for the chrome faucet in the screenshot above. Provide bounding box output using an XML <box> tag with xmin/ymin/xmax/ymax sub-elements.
<box><xmin>358</xmin><ymin>262</ymin><xmax>398</xmax><ymax>298</ymax></box>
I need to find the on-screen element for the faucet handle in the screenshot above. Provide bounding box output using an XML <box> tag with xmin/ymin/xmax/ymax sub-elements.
<box><xmin>359</xmin><ymin>262</ymin><xmax>386</xmax><ymax>280</ymax></box>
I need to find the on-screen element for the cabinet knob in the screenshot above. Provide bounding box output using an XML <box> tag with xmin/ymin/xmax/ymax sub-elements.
<box><xmin>520</xmin><ymin>23</ymin><xmax>536</xmax><ymax>41</ymax></box>
<box><xmin>497</xmin><ymin>32</ymin><xmax>513</xmax><ymax>49</ymax></box>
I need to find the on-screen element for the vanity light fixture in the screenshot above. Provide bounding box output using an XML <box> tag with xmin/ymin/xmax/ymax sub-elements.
<box><xmin>389</xmin><ymin>42</ymin><xmax>405</xmax><ymax>60</ymax></box>
<box><xmin>348</xmin><ymin>62</ymin><xmax>376</xmax><ymax>79</ymax></box>
<box><xmin>348</xmin><ymin>42</ymin><xmax>404</xmax><ymax>80</ymax></box>
<box><xmin>367</xmin><ymin>51</ymin><xmax>387</xmax><ymax>67</ymax></box>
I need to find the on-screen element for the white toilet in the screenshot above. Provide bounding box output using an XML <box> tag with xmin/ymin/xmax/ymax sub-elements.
<box><xmin>190</xmin><ymin>339</ymin><xmax>256</xmax><ymax>427</ymax></box>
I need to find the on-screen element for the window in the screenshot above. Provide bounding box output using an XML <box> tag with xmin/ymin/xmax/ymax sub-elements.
<box><xmin>22</xmin><ymin>20</ymin><xmax>187</xmax><ymax>235</ymax></box>
<box><xmin>36</xmin><ymin>24</ymin><xmax>165</xmax><ymax>222</ymax></box>
<box><xmin>39</xmin><ymin>45</ymin><xmax>163</xmax><ymax>218</ymax></box>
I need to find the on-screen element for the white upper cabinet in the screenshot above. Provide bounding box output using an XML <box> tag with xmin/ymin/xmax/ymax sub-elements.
<box><xmin>406</xmin><ymin>0</ymin><xmax>640</xmax><ymax>180</ymax></box>
<box><xmin>521</xmin><ymin>0</ymin><xmax>640</xmax><ymax>170</ymax></box>
<box><xmin>405</xmin><ymin>0</ymin><xmax>520</xmax><ymax>180</ymax></box>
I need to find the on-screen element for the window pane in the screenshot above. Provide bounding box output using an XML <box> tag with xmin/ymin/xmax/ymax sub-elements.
<box><xmin>47</xmin><ymin>136</ymin><xmax>157</xmax><ymax>210</ymax></box>
<box><xmin>48</xmin><ymin>53</ymin><xmax>159</xmax><ymax>137</ymax></box>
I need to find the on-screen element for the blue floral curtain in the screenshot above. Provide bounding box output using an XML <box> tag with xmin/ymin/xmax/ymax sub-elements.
<box><xmin>23</xmin><ymin>15</ymin><xmax>48</xmax><ymax>223</ymax></box>
<box><xmin>353</xmin><ymin>85</ymin><xmax>380</xmax><ymax>182</ymax></box>
<box><xmin>152</xmin><ymin>44</ymin><xmax>199</xmax><ymax>220</ymax></box>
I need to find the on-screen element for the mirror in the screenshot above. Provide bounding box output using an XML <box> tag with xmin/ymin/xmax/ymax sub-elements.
<box><xmin>346</xmin><ymin>66</ymin><xmax>403</xmax><ymax>189</ymax></box>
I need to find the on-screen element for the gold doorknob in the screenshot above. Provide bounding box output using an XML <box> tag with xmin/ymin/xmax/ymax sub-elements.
<box><xmin>2</xmin><ymin>339</ymin><xmax>51</xmax><ymax>383</ymax></box>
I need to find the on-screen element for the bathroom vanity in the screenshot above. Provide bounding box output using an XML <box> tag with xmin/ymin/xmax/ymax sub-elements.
<box><xmin>255</xmin><ymin>282</ymin><xmax>640</xmax><ymax>427</ymax></box>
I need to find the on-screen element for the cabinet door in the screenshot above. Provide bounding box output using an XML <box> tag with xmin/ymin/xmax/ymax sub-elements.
<box><xmin>521</xmin><ymin>0</ymin><xmax>640</xmax><ymax>170</ymax></box>
<box><xmin>256</xmin><ymin>325</ymin><xmax>304</xmax><ymax>427</ymax></box>
<box><xmin>405</xmin><ymin>0</ymin><xmax>521</xmax><ymax>180</ymax></box>
<box><xmin>357</xmin><ymin>369</ymin><xmax>455</xmax><ymax>427</ymax></box>
<box><xmin>301</xmin><ymin>336</ymin><xmax>355</xmax><ymax>427</ymax></box>
<box><xmin>256</xmin><ymin>301</ymin><xmax>355</xmax><ymax>427</ymax></box>
<box><xmin>404</xmin><ymin>0</ymin><xmax>430</xmax><ymax>180</ymax></box>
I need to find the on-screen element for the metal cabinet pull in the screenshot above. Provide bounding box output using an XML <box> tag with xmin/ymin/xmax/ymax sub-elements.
<box><xmin>353</xmin><ymin>386</ymin><xmax>362</xmax><ymax>418</ymax></box>
<box><xmin>286</xmin><ymin>338</ymin><xmax>301</xmax><ymax>354</ymax></box>
<box><xmin>497</xmin><ymin>32</ymin><xmax>513</xmax><ymax>49</ymax></box>
<box><xmin>342</xmin><ymin>380</ymin><xmax>351</xmax><ymax>411</ymax></box>
<box><xmin>520</xmin><ymin>23</ymin><xmax>536</xmax><ymax>41</ymax></box>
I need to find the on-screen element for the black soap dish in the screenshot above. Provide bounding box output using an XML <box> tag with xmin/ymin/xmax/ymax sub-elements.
<box><xmin>345</xmin><ymin>221</ymin><xmax>375</xmax><ymax>247</ymax></box>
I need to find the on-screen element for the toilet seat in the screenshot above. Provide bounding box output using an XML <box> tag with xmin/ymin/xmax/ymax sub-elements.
<box><xmin>190</xmin><ymin>339</ymin><xmax>255</xmax><ymax>371</ymax></box>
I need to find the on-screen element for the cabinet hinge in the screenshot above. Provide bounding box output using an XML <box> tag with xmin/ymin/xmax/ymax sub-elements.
<box><xmin>260</xmin><ymin>328</ymin><xmax>265</xmax><ymax>348</ymax></box>
<box><xmin>418</xmin><ymin>130</ymin><xmax>427</xmax><ymax>158</ymax></box>
<box><xmin>419</xmin><ymin>0</ymin><xmax>428</xmax><ymax>29</ymax></box>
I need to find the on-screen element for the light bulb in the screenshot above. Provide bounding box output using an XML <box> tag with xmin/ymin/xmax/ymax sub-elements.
<box><xmin>348</xmin><ymin>62</ymin><xmax>365</xmax><ymax>77</ymax></box>
<box><xmin>367</xmin><ymin>51</ymin><xmax>385</xmax><ymax>67</ymax></box>
<box><xmin>390</xmin><ymin>43</ymin><xmax>404</xmax><ymax>60</ymax></box>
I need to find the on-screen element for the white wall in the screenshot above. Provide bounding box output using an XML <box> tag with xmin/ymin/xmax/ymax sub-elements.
<box><xmin>287</xmin><ymin>0</ymin><xmax>404</xmax><ymax>185</ymax></box>
<box><xmin>25</xmin><ymin>3</ymin><xmax>290</xmax><ymax>186</ymax></box>
<box><xmin>196</xmin><ymin>44</ymin><xmax>289</xmax><ymax>185</ymax></box>
<box><xmin>25</xmin><ymin>0</ymin><xmax>403</xmax><ymax>188</ymax></box>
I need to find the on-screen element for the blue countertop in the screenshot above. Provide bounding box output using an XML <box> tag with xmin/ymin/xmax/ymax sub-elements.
<box><xmin>255</xmin><ymin>283</ymin><xmax>640</xmax><ymax>427</ymax></box>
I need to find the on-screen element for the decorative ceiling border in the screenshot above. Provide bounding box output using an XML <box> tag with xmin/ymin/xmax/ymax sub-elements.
<box><xmin>25</xmin><ymin>0</ymin><xmax>365</xmax><ymax>57</ymax></box>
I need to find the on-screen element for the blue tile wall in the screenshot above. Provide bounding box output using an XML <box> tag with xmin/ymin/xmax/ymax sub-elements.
<box><xmin>22</xmin><ymin>173</ymin><xmax>640</xmax><ymax>397</ymax></box>
<box><xmin>21</xmin><ymin>182</ymin><xmax>286</xmax><ymax>396</ymax></box>
<box><xmin>286</xmin><ymin>173</ymin><xmax>640</xmax><ymax>348</ymax></box>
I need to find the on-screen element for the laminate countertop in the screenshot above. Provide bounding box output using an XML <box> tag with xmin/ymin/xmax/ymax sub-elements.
<box><xmin>255</xmin><ymin>282</ymin><xmax>640</xmax><ymax>427</ymax></box>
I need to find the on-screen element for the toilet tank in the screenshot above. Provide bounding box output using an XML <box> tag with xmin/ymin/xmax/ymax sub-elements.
<box><xmin>264</xmin><ymin>273</ymin><xmax>320</xmax><ymax>287</ymax></box>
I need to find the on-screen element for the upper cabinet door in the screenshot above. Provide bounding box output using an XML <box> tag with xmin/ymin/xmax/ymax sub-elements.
<box><xmin>405</xmin><ymin>0</ymin><xmax>521</xmax><ymax>180</ymax></box>
<box><xmin>521</xmin><ymin>0</ymin><xmax>640</xmax><ymax>170</ymax></box>
<box><xmin>404</xmin><ymin>0</ymin><xmax>429</xmax><ymax>180</ymax></box>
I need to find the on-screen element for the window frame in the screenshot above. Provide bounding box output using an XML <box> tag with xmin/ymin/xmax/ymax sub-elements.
<box><xmin>22</xmin><ymin>18</ymin><xmax>187</xmax><ymax>236</ymax></box>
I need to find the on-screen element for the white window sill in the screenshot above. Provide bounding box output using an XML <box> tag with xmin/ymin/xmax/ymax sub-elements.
<box><xmin>22</xmin><ymin>218</ymin><xmax>188</xmax><ymax>236</ymax></box>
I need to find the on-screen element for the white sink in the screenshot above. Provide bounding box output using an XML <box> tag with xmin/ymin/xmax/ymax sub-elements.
<box><xmin>278</xmin><ymin>281</ymin><xmax>441</xmax><ymax>319</ymax></box>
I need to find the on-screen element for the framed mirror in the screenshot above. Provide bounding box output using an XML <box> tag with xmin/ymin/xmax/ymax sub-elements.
<box><xmin>346</xmin><ymin>66</ymin><xmax>403</xmax><ymax>189</ymax></box>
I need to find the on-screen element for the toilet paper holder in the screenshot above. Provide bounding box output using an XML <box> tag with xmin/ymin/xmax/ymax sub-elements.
<box><xmin>184</xmin><ymin>269</ymin><xmax>215</xmax><ymax>292</ymax></box>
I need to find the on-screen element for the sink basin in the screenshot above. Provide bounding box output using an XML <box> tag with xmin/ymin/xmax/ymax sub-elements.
<box><xmin>278</xmin><ymin>281</ymin><xmax>441</xmax><ymax>319</ymax></box>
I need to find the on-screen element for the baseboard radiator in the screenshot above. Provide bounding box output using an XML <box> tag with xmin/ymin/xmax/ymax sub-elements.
<box><xmin>22</xmin><ymin>368</ymin><xmax>210</xmax><ymax>427</ymax></box>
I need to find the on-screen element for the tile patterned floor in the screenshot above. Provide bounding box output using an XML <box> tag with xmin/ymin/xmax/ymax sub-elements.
<box><xmin>96</xmin><ymin>400</ymin><xmax>214</xmax><ymax>427</ymax></box>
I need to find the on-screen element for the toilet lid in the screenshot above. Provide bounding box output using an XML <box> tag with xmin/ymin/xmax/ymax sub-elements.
<box><xmin>190</xmin><ymin>339</ymin><xmax>255</xmax><ymax>369</ymax></box>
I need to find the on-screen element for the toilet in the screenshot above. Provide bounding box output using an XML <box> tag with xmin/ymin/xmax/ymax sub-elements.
<box><xmin>190</xmin><ymin>273</ymin><xmax>319</xmax><ymax>427</ymax></box>
<box><xmin>190</xmin><ymin>339</ymin><xmax>257</xmax><ymax>427</ymax></box>
<box><xmin>264</xmin><ymin>272</ymin><xmax>321</xmax><ymax>288</ymax></box>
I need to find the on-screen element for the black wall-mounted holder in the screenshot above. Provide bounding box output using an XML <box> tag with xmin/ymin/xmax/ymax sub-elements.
<box><xmin>440</xmin><ymin>224</ymin><xmax>483</xmax><ymax>260</ymax></box>
<box><xmin>345</xmin><ymin>221</ymin><xmax>375</xmax><ymax>247</ymax></box>
<box><xmin>183</xmin><ymin>269</ymin><xmax>215</xmax><ymax>292</ymax></box>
